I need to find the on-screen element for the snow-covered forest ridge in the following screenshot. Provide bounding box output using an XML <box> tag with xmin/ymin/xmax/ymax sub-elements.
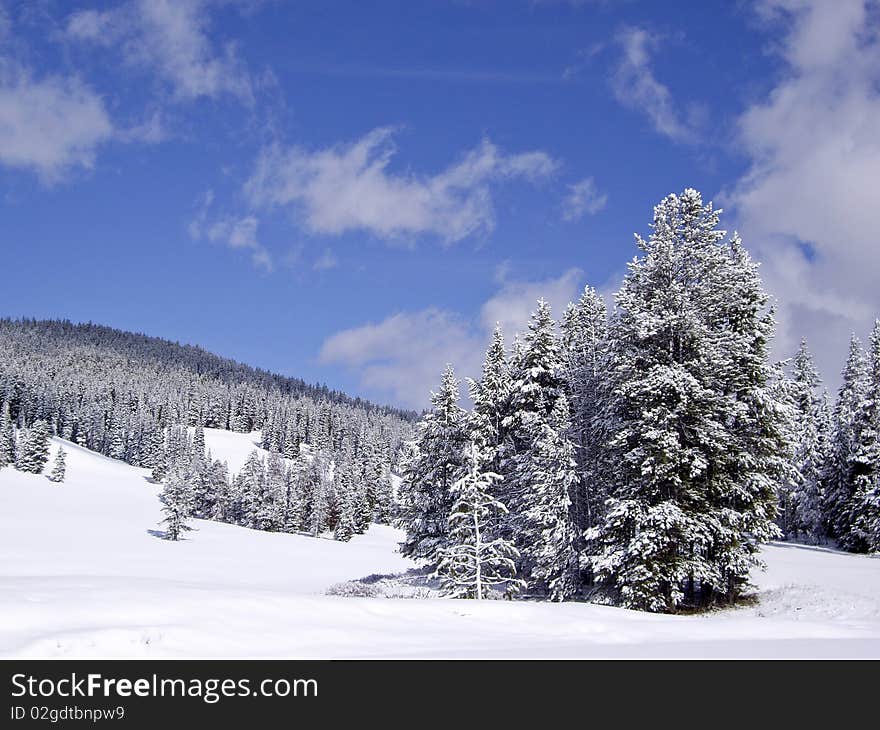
<box><xmin>1</xmin><ymin>189</ymin><xmax>878</xmax><ymax>636</ymax></box>
<box><xmin>0</xmin><ymin>316</ymin><xmax>415</xmax><ymax>544</ymax></box>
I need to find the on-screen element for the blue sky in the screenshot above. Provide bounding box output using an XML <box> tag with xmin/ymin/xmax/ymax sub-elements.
<box><xmin>2</xmin><ymin>0</ymin><xmax>879</xmax><ymax>408</ymax></box>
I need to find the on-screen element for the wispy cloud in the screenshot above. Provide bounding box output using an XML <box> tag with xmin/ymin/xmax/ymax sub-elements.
<box><xmin>188</xmin><ymin>190</ymin><xmax>272</xmax><ymax>271</ymax></box>
<box><xmin>610</xmin><ymin>26</ymin><xmax>695</xmax><ymax>142</ymax></box>
<box><xmin>0</xmin><ymin>59</ymin><xmax>114</xmax><ymax>182</ymax></box>
<box><xmin>562</xmin><ymin>177</ymin><xmax>607</xmax><ymax>220</ymax></box>
<box><xmin>66</xmin><ymin>0</ymin><xmax>254</xmax><ymax>103</ymax></box>
<box><xmin>245</xmin><ymin>127</ymin><xmax>560</xmax><ymax>244</ymax></box>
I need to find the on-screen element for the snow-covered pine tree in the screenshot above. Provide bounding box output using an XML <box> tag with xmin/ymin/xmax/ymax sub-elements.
<box><xmin>787</xmin><ymin>340</ymin><xmax>827</xmax><ymax>543</ymax></box>
<box><xmin>0</xmin><ymin>402</ymin><xmax>14</xmax><ymax>468</ymax></box>
<box><xmin>333</xmin><ymin>485</ymin><xmax>357</xmax><ymax>542</ymax></box>
<box><xmin>504</xmin><ymin>300</ymin><xmax>565</xmax><ymax>441</ymax></box>
<box><xmin>192</xmin><ymin>425</ymin><xmax>206</xmax><ymax>464</ymax></box>
<box><xmin>561</xmin><ymin>286</ymin><xmax>609</xmax><ymax>533</ymax></box>
<box><xmin>48</xmin><ymin>445</ymin><xmax>66</xmax><ymax>483</ymax></box>
<box><xmin>15</xmin><ymin>419</ymin><xmax>51</xmax><ymax>474</ymax></box>
<box><xmin>435</xmin><ymin>441</ymin><xmax>523</xmax><ymax>600</ymax></box>
<box><xmin>259</xmin><ymin>449</ymin><xmax>286</xmax><ymax>531</ymax></box>
<box><xmin>107</xmin><ymin>412</ymin><xmax>126</xmax><ymax>461</ymax></box>
<box><xmin>160</xmin><ymin>461</ymin><xmax>194</xmax><ymax>541</ymax></box>
<box><xmin>206</xmin><ymin>458</ymin><xmax>231</xmax><ymax>521</ymax></box>
<box><xmin>151</xmin><ymin>428</ymin><xmax>168</xmax><ymax>482</ymax></box>
<box><xmin>278</xmin><ymin>455</ymin><xmax>307</xmax><ymax>532</ymax></box>
<box><xmin>332</xmin><ymin>438</ymin><xmax>359</xmax><ymax>541</ymax></box>
<box><xmin>501</xmin><ymin>299</ymin><xmax>571</xmax><ymax>576</ymax></box>
<box><xmin>522</xmin><ymin>396</ymin><xmax>580</xmax><ymax>601</ymax></box>
<box><xmin>397</xmin><ymin>366</ymin><xmax>468</xmax><ymax>565</ymax></box>
<box><xmin>849</xmin><ymin>320</ymin><xmax>880</xmax><ymax>551</ymax></box>
<box><xmin>374</xmin><ymin>464</ymin><xmax>395</xmax><ymax>524</ymax></box>
<box><xmin>766</xmin><ymin>360</ymin><xmax>801</xmax><ymax>536</ymax></box>
<box><xmin>468</xmin><ymin>325</ymin><xmax>512</xmax><ymax>457</ymax></box>
<box><xmin>824</xmin><ymin>335</ymin><xmax>870</xmax><ymax>548</ymax></box>
<box><xmin>309</xmin><ymin>449</ymin><xmax>332</xmax><ymax>537</ymax></box>
<box><xmin>351</xmin><ymin>435</ymin><xmax>377</xmax><ymax>532</ymax></box>
<box><xmin>237</xmin><ymin>450</ymin><xmax>267</xmax><ymax>529</ymax></box>
<box><xmin>586</xmin><ymin>191</ymin><xmax>783</xmax><ymax>613</ymax></box>
<box><xmin>464</xmin><ymin>326</ymin><xmax>514</xmax><ymax>540</ymax></box>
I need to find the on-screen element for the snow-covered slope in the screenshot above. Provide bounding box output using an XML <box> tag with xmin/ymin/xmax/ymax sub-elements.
<box><xmin>1</xmin><ymin>435</ymin><xmax>879</xmax><ymax>658</ymax></box>
<box><xmin>201</xmin><ymin>427</ymin><xmax>281</xmax><ymax>474</ymax></box>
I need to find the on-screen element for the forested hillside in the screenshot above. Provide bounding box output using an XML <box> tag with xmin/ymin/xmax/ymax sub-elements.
<box><xmin>0</xmin><ymin>318</ymin><xmax>415</xmax><ymax>541</ymax></box>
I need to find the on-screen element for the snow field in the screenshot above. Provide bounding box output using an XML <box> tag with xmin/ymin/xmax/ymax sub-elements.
<box><xmin>1</xmin><ymin>432</ymin><xmax>879</xmax><ymax>658</ymax></box>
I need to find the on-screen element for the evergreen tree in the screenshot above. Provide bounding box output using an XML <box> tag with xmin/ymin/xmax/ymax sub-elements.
<box><xmin>849</xmin><ymin>320</ymin><xmax>880</xmax><ymax>551</ymax></box>
<box><xmin>501</xmin><ymin>299</ymin><xmax>569</xmax><ymax>575</ymax></box>
<box><xmin>468</xmin><ymin>325</ymin><xmax>512</xmax><ymax>457</ymax></box>
<box><xmin>0</xmin><ymin>402</ymin><xmax>15</xmax><ymax>468</ymax></box>
<box><xmin>561</xmin><ymin>286</ymin><xmax>609</xmax><ymax>534</ymax></box>
<box><xmin>192</xmin><ymin>425</ymin><xmax>206</xmax><ymax>464</ymax></box>
<box><xmin>334</xmin><ymin>485</ymin><xmax>357</xmax><ymax>542</ymax></box>
<box><xmin>15</xmin><ymin>419</ymin><xmax>51</xmax><ymax>474</ymax></box>
<box><xmin>522</xmin><ymin>397</ymin><xmax>580</xmax><ymax>601</ymax></box>
<box><xmin>504</xmin><ymin>300</ymin><xmax>564</xmax><ymax>441</ymax></box>
<box><xmin>824</xmin><ymin>336</ymin><xmax>870</xmax><ymax>548</ymax></box>
<box><xmin>160</xmin><ymin>462</ymin><xmax>194</xmax><ymax>541</ymax></box>
<box><xmin>435</xmin><ymin>441</ymin><xmax>522</xmax><ymax>600</ymax></box>
<box><xmin>586</xmin><ymin>190</ymin><xmax>782</xmax><ymax>612</ymax></box>
<box><xmin>309</xmin><ymin>450</ymin><xmax>332</xmax><ymax>537</ymax></box>
<box><xmin>259</xmin><ymin>450</ymin><xmax>286</xmax><ymax>531</ymax></box>
<box><xmin>374</xmin><ymin>464</ymin><xmax>395</xmax><ymax>524</ymax></box>
<box><xmin>237</xmin><ymin>450</ymin><xmax>267</xmax><ymax>529</ymax></box>
<box><xmin>48</xmin><ymin>445</ymin><xmax>66</xmax><ymax>483</ymax></box>
<box><xmin>397</xmin><ymin>366</ymin><xmax>468</xmax><ymax>564</ymax></box>
<box><xmin>206</xmin><ymin>459</ymin><xmax>231</xmax><ymax>521</ymax></box>
<box><xmin>151</xmin><ymin>429</ymin><xmax>168</xmax><ymax>482</ymax></box>
<box><xmin>786</xmin><ymin>341</ymin><xmax>827</xmax><ymax>542</ymax></box>
<box><xmin>108</xmin><ymin>414</ymin><xmax>126</xmax><ymax>461</ymax></box>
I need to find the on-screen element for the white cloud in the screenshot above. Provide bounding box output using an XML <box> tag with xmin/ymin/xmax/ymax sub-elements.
<box><xmin>722</xmin><ymin>0</ymin><xmax>880</xmax><ymax>386</ymax></box>
<box><xmin>562</xmin><ymin>177</ymin><xmax>607</xmax><ymax>220</ymax></box>
<box><xmin>611</xmin><ymin>27</ymin><xmax>694</xmax><ymax>142</ymax></box>
<box><xmin>0</xmin><ymin>61</ymin><xmax>114</xmax><ymax>182</ymax></box>
<box><xmin>319</xmin><ymin>268</ymin><xmax>583</xmax><ymax>408</ymax></box>
<box><xmin>66</xmin><ymin>0</ymin><xmax>253</xmax><ymax>103</ymax></box>
<box><xmin>245</xmin><ymin>127</ymin><xmax>560</xmax><ymax>244</ymax></box>
<box><xmin>189</xmin><ymin>191</ymin><xmax>272</xmax><ymax>271</ymax></box>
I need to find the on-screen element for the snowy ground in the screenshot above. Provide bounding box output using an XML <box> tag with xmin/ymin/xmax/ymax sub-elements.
<box><xmin>1</xmin><ymin>433</ymin><xmax>879</xmax><ymax>658</ymax></box>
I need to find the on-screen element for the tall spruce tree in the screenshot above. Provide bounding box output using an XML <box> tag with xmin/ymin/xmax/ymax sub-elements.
<box><xmin>522</xmin><ymin>396</ymin><xmax>580</xmax><ymax>601</ymax></box>
<box><xmin>160</xmin><ymin>462</ymin><xmax>194</xmax><ymax>541</ymax></box>
<box><xmin>586</xmin><ymin>190</ymin><xmax>783</xmax><ymax>612</ymax></box>
<box><xmin>786</xmin><ymin>341</ymin><xmax>827</xmax><ymax>542</ymax></box>
<box><xmin>468</xmin><ymin>325</ymin><xmax>512</xmax><ymax>458</ymax></box>
<box><xmin>849</xmin><ymin>320</ymin><xmax>880</xmax><ymax>551</ymax></box>
<box><xmin>0</xmin><ymin>402</ymin><xmax>15</xmax><ymax>468</ymax></box>
<box><xmin>502</xmin><ymin>299</ymin><xmax>568</xmax><ymax>573</ymax></box>
<box><xmin>561</xmin><ymin>286</ymin><xmax>609</xmax><ymax>534</ymax></box>
<box><xmin>15</xmin><ymin>420</ymin><xmax>51</xmax><ymax>474</ymax></box>
<box><xmin>824</xmin><ymin>336</ymin><xmax>870</xmax><ymax>548</ymax></box>
<box><xmin>397</xmin><ymin>366</ymin><xmax>468</xmax><ymax>565</ymax></box>
<box><xmin>309</xmin><ymin>449</ymin><xmax>332</xmax><ymax>537</ymax></box>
